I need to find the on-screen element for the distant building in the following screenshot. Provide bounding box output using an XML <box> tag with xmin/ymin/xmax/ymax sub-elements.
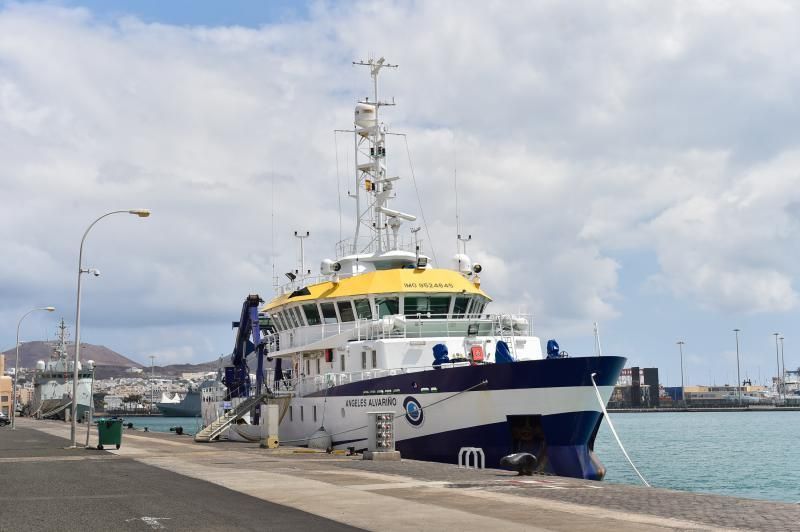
<box><xmin>0</xmin><ymin>355</ymin><xmax>13</xmax><ymax>415</ymax></box>
<box><xmin>103</xmin><ymin>395</ymin><xmax>125</xmax><ymax>410</ymax></box>
<box><xmin>181</xmin><ymin>371</ymin><xmax>212</xmax><ymax>381</ymax></box>
<box><xmin>609</xmin><ymin>366</ymin><xmax>660</xmax><ymax>408</ymax></box>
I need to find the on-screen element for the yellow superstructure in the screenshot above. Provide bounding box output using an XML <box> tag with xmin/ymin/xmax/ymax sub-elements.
<box><xmin>264</xmin><ymin>268</ymin><xmax>489</xmax><ymax>311</ymax></box>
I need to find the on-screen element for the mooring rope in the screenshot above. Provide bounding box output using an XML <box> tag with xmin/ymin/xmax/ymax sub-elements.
<box><xmin>590</xmin><ymin>372</ymin><xmax>651</xmax><ymax>487</ymax></box>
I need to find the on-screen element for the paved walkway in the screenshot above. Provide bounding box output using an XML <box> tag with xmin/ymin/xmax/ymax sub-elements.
<box><xmin>9</xmin><ymin>419</ymin><xmax>800</xmax><ymax>531</ymax></box>
<box><xmin>0</xmin><ymin>424</ymin><xmax>360</xmax><ymax>532</ymax></box>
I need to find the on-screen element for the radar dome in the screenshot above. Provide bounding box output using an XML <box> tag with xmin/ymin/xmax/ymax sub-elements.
<box><xmin>355</xmin><ymin>103</ymin><xmax>377</xmax><ymax>129</ymax></box>
<box><xmin>453</xmin><ymin>253</ymin><xmax>472</xmax><ymax>274</ymax></box>
<box><xmin>320</xmin><ymin>259</ymin><xmax>335</xmax><ymax>275</ymax></box>
<box><xmin>36</xmin><ymin>360</ymin><xmax>46</xmax><ymax>371</ymax></box>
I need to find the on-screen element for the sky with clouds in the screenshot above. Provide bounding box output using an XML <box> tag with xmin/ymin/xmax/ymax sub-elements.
<box><xmin>1</xmin><ymin>0</ymin><xmax>799</xmax><ymax>387</ymax></box>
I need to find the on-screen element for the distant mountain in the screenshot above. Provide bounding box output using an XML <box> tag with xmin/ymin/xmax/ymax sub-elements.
<box><xmin>1</xmin><ymin>341</ymin><xmax>143</xmax><ymax>369</ymax></box>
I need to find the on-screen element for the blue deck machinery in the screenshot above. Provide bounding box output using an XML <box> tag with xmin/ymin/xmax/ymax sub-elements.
<box><xmin>225</xmin><ymin>294</ymin><xmax>277</xmax><ymax>424</ymax></box>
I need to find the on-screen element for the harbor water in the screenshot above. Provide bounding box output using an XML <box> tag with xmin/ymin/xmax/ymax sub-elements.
<box><xmin>124</xmin><ymin>416</ymin><xmax>203</xmax><ymax>436</ymax></box>
<box><xmin>595</xmin><ymin>411</ymin><xmax>800</xmax><ymax>503</ymax></box>
<box><xmin>134</xmin><ymin>411</ymin><xmax>799</xmax><ymax>504</ymax></box>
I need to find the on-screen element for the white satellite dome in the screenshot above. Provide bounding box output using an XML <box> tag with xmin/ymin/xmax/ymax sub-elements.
<box><xmin>36</xmin><ymin>360</ymin><xmax>46</xmax><ymax>371</ymax></box>
<box><xmin>320</xmin><ymin>258</ymin><xmax>336</xmax><ymax>274</ymax></box>
<box><xmin>453</xmin><ymin>253</ymin><xmax>472</xmax><ymax>274</ymax></box>
<box><xmin>354</xmin><ymin>103</ymin><xmax>377</xmax><ymax>129</ymax></box>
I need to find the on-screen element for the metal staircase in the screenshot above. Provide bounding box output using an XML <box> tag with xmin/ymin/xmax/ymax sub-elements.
<box><xmin>194</xmin><ymin>392</ymin><xmax>272</xmax><ymax>443</ymax></box>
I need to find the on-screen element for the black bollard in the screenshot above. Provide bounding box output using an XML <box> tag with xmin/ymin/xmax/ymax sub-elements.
<box><xmin>499</xmin><ymin>452</ymin><xmax>538</xmax><ymax>476</ymax></box>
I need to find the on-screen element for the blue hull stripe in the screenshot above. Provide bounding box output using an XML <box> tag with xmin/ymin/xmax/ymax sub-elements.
<box><xmin>307</xmin><ymin>356</ymin><xmax>626</xmax><ymax>398</ymax></box>
<box><xmin>392</xmin><ymin>412</ymin><xmax>606</xmax><ymax>480</ymax></box>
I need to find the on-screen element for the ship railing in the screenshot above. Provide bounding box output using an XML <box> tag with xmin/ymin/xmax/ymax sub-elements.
<box><xmin>272</xmin><ymin>313</ymin><xmax>533</xmax><ymax>352</ymax></box>
<box><xmin>352</xmin><ymin>313</ymin><xmax>533</xmax><ymax>341</ymax></box>
<box><xmin>335</xmin><ymin>236</ymin><xmax>418</xmax><ymax>259</ymax></box>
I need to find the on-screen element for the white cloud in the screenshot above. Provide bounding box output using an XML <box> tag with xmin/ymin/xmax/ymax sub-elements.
<box><xmin>2</xmin><ymin>1</ymin><xmax>800</xmax><ymax>363</ymax></box>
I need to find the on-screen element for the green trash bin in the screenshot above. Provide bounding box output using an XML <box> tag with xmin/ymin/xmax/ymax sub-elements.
<box><xmin>96</xmin><ymin>417</ymin><xmax>123</xmax><ymax>450</ymax></box>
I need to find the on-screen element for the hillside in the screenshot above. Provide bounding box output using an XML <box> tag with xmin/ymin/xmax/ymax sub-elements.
<box><xmin>1</xmin><ymin>341</ymin><xmax>143</xmax><ymax>369</ymax></box>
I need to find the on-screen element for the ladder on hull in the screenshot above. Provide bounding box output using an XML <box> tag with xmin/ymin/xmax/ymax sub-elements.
<box><xmin>194</xmin><ymin>392</ymin><xmax>273</xmax><ymax>443</ymax></box>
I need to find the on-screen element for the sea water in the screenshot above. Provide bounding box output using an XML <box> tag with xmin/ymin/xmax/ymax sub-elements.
<box><xmin>595</xmin><ymin>411</ymin><xmax>800</xmax><ymax>503</ymax></box>
<box><xmin>125</xmin><ymin>416</ymin><xmax>203</xmax><ymax>436</ymax></box>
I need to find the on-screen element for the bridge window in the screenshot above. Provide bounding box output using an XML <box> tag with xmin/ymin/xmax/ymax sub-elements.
<box><xmin>452</xmin><ymin>296</ymin><xmax>470</xmax><ymax>318</ymax></box>
<box><xmin>283</xmin><ymin>309</ymin><xmax>295</xmax><ymax>328</ymax></box>
<box><xmin>300</xmin><ymin>405</ymin><xmax>304</xmax><ymax>421</ymax></box>
<box><xmin>293</xmin><ymin>307</ymin><xmax>306</xmax><ymax>327</ymax></box>
<box><xmin>354</xmin><ymin>299</ymin><xmax>373</xmax><ymax>319</ymax></box>
<box><xmin>372</xmin><ymin>350</ymin><xmax>377</xmax><ymax>368</ymax></box>
<box><xmin>320</xmin><ymin>302</ymin><xmax>338</xmax><ymax>324</ymax></box>
<box><xmin>313</xmin><ymin>405</ymin><xmax>317</xmax><ymax>422</ymax></box>
<box><xmin>404</xmin><ymin>296</ymin><xmax>450</xmax><ymax>318</ymax></box>
<box><xmin>340</xmin><ymin>354</ymin><xmax>346</xmax><ymax>372</ymax></box>
<box><xmin>289</xmin><ymin>406</ymin><xmax>293</xmax><ymax>421</ymax></box>
<box><xmin>316</xmin><ymin>358</ymin><xmax>321</xmax><ymax>374</ymax></box>
<box><xmin>375</xmin><ymin>297</ymin><xmax>399</xmax><ymax>318</ymax></box>
<box><xmin>337</xmin><ymin>301</ymin><xmax>355</xmax><ymax>322</ymax></box>
<box><xmin>466</xmin><ymin>297</ymin><xmax>480</xmax><ymax>316</ymax></box>
<box><xmin>361</xmin><ymin>351</ymin><xmax>367</xmax><ymax>369</ymax></box>
<box><xmin>302</xmin><ymin>304</ymin><xmax>321</xmax><ymax>326</ymax></box>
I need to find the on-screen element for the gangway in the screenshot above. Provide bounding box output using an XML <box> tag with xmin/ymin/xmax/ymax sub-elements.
<box><xmin>194</xmin><ymin>391</ymin><xmax>273</xmax><ymax>443</ymax></box>
<box><xmin>38</xmin><ymin>400</ymin><xmax>71</xmax><ymax>419</ymax></box>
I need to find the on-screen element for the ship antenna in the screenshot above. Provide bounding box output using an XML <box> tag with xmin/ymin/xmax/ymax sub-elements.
<box><xmin>271</xmin><ymin>170</ymin><xmax>277</xmax><ymax>293</ymax></box>
<box><xmin>454</xmin><ymin>146</ymin><xmax>472</xmax><ymax>269</ymax></box>
<box><xmin>334</xmin><ymin>131</ymin><xmax>343</xmax><ymax>242</ymax></box>
<box><xmin>294</xmin><ymin>231</ymin><xmax>310</xmax><ymax>284</ymax></box>
<box><xmin>351</xmin><ymin>57</ymin><xmax>415</xmax><ymax>255</ymax></box>
<box><xmin>454</xmin><ymin>144</ymin><xmax>460</xmax><ymax>255</ymax></box>
<box><xmin>411</xmin><ymin>226</ymin><xmax>422</xmax><ymax>262</ymax></box>
<box><xmin>593</xmin><ymin>322</ymin><xmax>603</xmax><ymax>357</ymax></box>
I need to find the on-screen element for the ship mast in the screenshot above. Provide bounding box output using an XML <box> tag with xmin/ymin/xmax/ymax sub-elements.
<box><xmin>53</xmin><ymin>318</ymin><xmax>69</xmax><ymax>362</ymax></box>
<box><xmin>350</xmin><ymin>57</ymin><xmax>416</xmax><ymax>255</ymax></box>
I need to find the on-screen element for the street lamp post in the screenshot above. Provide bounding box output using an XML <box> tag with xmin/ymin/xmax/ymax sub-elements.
<box><xmin>149</xmin><ymin>355</ymin><xmax>156</xmax><ymax>415</ymax></box>
<box><xmin>12</xmin><ymin>306</ymin><xmax>56</xmax><ymax>429</ymax></box>
<box><xmin>70</xmin><ymin>209</ymin><xmax>150</xmax><ymax>447</ymax></box>
<box><xmin>773</xmin><ymin>333</ymin><xmax>782</xmax><ymax>405</ymax></box>
<box><xmin>677</xmin><ymin>340</ymin><xmax>686</xmax><ymax>408</ymax></box>
<box><xmin>733</xmin><ymin>329</ymin><xmax>742</xmax><ymax>407</ymax></box>
<box><xmin>780</xmin><ymin>336</ymin><xmax>786</xmax><ymax>402</ymax></box>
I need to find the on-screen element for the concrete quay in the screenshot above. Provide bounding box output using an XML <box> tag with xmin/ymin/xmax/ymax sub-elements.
<box><xmin>3</xmin><ymin>419</ymin><xmax>799</xmax><ymax>531</ymax></box>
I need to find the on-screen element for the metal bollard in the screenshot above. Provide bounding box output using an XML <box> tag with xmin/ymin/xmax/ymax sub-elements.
<box><xmin>458</xmin><ymin>447</ymin><xmax>485</xmax><ymax>469</ymax></box>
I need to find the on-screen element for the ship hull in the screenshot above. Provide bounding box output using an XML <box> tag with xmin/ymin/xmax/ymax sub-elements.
<box><xmin>156</xmin><ymin>392</ymin><xmax>201</xmax><ymax>417</ymax></box>
<box><xmin>279</xmin><ymin>355</ymin><xmax>626</xmax><ymax>480</ymax></box>
<box><xmin>33</xmin><ymin>375</ymin><xmax>93</xmax><ymax>420</ymax></box>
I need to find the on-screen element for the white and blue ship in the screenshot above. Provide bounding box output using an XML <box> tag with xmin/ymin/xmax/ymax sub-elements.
<box><xmin>201</xmin><ymin>57</ymin><xmax>626</xmax><ymax>480</ymax></box>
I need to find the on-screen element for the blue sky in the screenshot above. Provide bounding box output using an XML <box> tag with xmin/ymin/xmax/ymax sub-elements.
<box><xmin>41</xmin><ymin>0</ymin><xmax>309</xmax><ymax>27</ymax></box>
<box><xmin>1</xmin><ymin>1</ymin><xmax>799</xmax><ymax>388</ymax></box>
